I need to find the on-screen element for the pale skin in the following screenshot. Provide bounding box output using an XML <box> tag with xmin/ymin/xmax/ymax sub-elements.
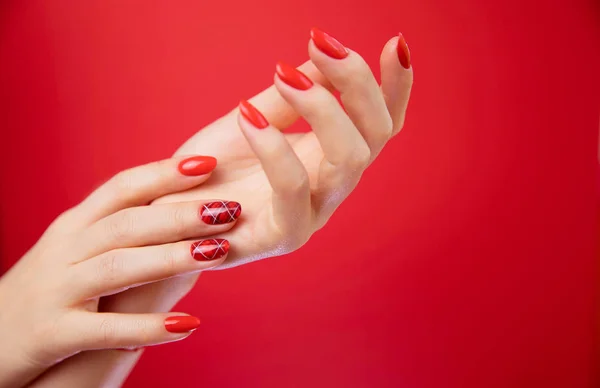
<box><xmin>2</xmin><ymin>34</ymin><xmax>413</xmax><ymax>387</ymax></box>
<box><xmin>0</xmin><ymin>156</ymin><xmax>238</xmax><ymax>387</ymax></box>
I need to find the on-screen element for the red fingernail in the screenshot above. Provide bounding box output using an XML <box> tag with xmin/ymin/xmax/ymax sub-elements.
<box><xmin>178</xmin><ymin>156</ymin><xmax>217</xmax><ymax>176</ymax></box>
<box><xmin>239</xmin><ymin>100</ymin><xmax>269</xmax><ymax>129</ymax></box>
<box><xmin>164</xmin><ymin>316</ymin><xmax>201</xmax><ymax>333</ymax></box>
<box><xmin>190</xmin><ymin>239</ymin><xmax>230</xmax><ymax>261</ymax></box>
<box><xmin>396</xmin><ymin>33</ymin><xmax>411</xmax><ymax>69</ymax></box>
<box><xmin>275</xmin><ymin>62</ymin><xmax>313</xmax><ymax>90</ymax></box>
<box><xmin>200</xmin><ymin>201</ymin><xmax>241</xmax><ymax>224</ymax></box>
<box><xmin>310</xmin><ymin>27</ymin><xmax>348</xmax><ymax>59</ymax></box>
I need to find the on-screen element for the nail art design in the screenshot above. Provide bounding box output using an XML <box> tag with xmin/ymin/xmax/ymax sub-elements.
<box><xmin>164</xmin><ymin>316</ymin><xmax>201</xmax><ymax>333</ymax></box>
<box><xmin>178</xmin><ymin>156</ymin><xmax>217</xmax><ymax>176</ymax></box>
<box><xmin>310</xmin><ymin>27</ymin><xmax>349</xmax><ymax>59</ymax></box>
<box><xmin>396</xmin><ymin>33</ymin><xmax>411</xmax><ymax>69</ymax></box>
<box><xmin>239</xmin><ymin>100</ymin><xmax>269</xmax><ymax>129</ymax></box>
<box><xmin>190</xmin><ymin>239</ymin><xmax>230</xmax><ymax>261</ymax></box>
<box><xmin>200</xmin><ymin>201</ymin><xmax>241</xmax><ymax>224</ymax></box>
<box><xmin>275</xmin><ymin>62</ymin><xmax>314</xmax><ymax>90</ymax></box>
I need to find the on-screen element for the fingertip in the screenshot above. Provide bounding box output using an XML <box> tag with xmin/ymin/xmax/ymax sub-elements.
<box><xmin>381</xmin><ymin>33</ymin><xmax>412</xmax><ymax>71</ymax></box>
<box><xmin>239</xmin><ymin>99</ymin><xmax>269</xmax><ymax>129</ymax></box>
<box><xmin>164</xmin><ymin>315</ymin><xmax>201</xmax><ymax>333</ymax></box>
<box><xmin>177</xmin><ymin>155</ymin><xmax>217</xmax><ymax>177</ymax></box>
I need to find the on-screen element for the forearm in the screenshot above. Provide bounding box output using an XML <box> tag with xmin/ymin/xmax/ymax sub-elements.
<box><xmin>28</xmin><ymin>350</ymin><xmax>143</xmax><ymax>388</ymax></box>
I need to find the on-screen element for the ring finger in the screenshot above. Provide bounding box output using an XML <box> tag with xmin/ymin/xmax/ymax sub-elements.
<box><xmin>67</xmin><ymin>239</ymin><xmax>230</xmax><ymax>301</ymax></box>
<box><xmin>73</xmin><ymin>200</ymin><xmax>241</xmax><ymax>262</ymax></box>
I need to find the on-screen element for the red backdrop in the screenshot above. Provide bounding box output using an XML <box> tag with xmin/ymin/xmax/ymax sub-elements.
<box><xmin>1</xmin><ymin>1</ymin><xmax>599</xmax><ymax>387</ymax></box>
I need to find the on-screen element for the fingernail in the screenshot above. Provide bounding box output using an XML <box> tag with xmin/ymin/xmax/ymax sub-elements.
<box><xmin>200</xmin><ymin>201</ymin><xmax>241</xmax><ymax>224</ymax></box>
<box><xmin>239</xmin><ymin>100</ymin><xmax>269</xmax><ymax>129</ymax></box>
<box><xmin>310</xmin><ymin>27</ymin><xmax>348</xmax><ymax>59</ymax></box>
<box><xmin>275</xmin><ymin>62</ymin><xmax>313</xmax><ymax>90</ymax></box>
<box><xmin>191</xmin><ymin>239</ymin><xmax>230</xmax><ymax>261</ymax></box>
<box><xmin>164</xmin><ymin>316</ymin><xmax>201</xmax><ymax>333</ymax></box>
<box><xmin>178</xmin><ymin>156</ymin><xmax>217</xmax><ymax>176</ymax></box>
<box><xmin>397</xmin><ymin>33</ymin><xmax>411</xmax><ymax>69</ymax></box>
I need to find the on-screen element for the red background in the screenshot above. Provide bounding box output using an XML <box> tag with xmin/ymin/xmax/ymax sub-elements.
<box><xmin>1</xmin><ymin>1</ymin><xmax>599</xmax><ymax>387</ymax></box>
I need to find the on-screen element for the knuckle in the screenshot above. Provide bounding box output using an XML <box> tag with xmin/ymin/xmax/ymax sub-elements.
<box><xmin>45</xmin><ymin>209</ymin><xmax>76</xmax><ymax>235</ymax></box>
<box><xmin>131</xmin><ymin>318</ymin><xmax>150</xmax><ymax>343</ymax></box>
<box><xmin>105</xmin><ymin>210</ymin><xmax>136</xmax><ymax>241</ymax></box>
<box><xmin>341</xmin><ymin>57</ymin><xmax>372</xmax><ymax>90</ymax></box>
<box><xmin>98</xmin><ymin>318</ymin><xmax>118</xmax><ymax>348</ymax></box>
<box><xmin>345</xmin><ymin>144</ymin><xmax>371</xmax><ymax>170</ymax></box>
<box><xmin>160</xmin><ymin>247</ymin><xmax>180</xmax><ymax>278</ymax></box>
<box><xmin>170</xmin><ymin>206</ymin><xmax>190</xmax><ymax>236</ymax></box>
<box><xmin>97</xmin><ymin>251</ymin><xmax>125</xmax><ymax>282</ymax></box>
<box><xmin>110</xmin><ymin>170</ymin><xmax>135</xmax><ymax>195</ymax></box>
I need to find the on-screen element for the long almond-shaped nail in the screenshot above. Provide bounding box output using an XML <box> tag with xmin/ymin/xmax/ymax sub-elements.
<box><xmin>397</xmin><ymin>33</ymin><xmax>411</xmax><ymax>69</ymax></box>
<box><xmin>310</xmin><ymin>27</ymin><xmax>348</xmax><ymax>59</ymax></box>
<box><xmin>178</xmin><ymin>156</ymin><xmax>217</xmax><ymax>176</ymax></box>
<box><xmin>239</xmin><ymin>100</ymin><xmax>269</xmax><ymax>129</ymax></box>
<box><xmin>200</xmin><ymin>201</ymin><xmax>241</xmax><ymax>224</ymax></box>
<box><xmin>191</xmin><ymin>239</ymin><xmax>230</xmax><ymax>261</ymax></box>
<box><xmin>275</xmin><ymin>62</ymin><xmax>313</xmax><ymax>90</ymax></box>
<box><xmin>164</xmin><ymin>316</ymin><xmax>201</xmax><ymax>333</ymax></box>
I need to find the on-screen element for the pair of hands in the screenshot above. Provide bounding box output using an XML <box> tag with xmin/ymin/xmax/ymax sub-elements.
<box><xmin>0</xmin><ymin>28</ymin><xmax>413</xmax><ymax>387</ymax></box>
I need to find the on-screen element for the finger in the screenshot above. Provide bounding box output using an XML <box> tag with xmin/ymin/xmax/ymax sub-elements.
<box><xmin>237</xmin><ymin>100</ymin><xmax>311</xmax><ymax>243</ymax></box>
<box><xmin>273</xmin><ymin>61</ymin><xmax>371</xmax><ymax>173</ymax></box>
<box><xmin>172</xmin><ymin>62</ymin><xmax>333</xmax><ymax>159</ymax></box>
<box><xmin>75</xmin><ymin>200</ymin><xmax>241</xmax><ymax>261</ymax></box>
<box><xmin>70</xmin><ymin>156</ymin><xmax>218</xmax><ymax>228</ymax></box>
<box><xmin>308</xmin><ymin>27</ymin><xmax>393</xmax><ymax>156</ymax></box>
<box><xmin>245</xmin><ymin>61</ymin><xmax>334</xmax><ymax>130</ymax></box>
<box><xmin>380</xmin><ymin>33</ymin><xmax>413</xmax><ymax>135</ymax></box>
<box><xmin>58</xmin><ymin>312</ymin><xmax>200</xmax><ymax>352</ymax></box>
<box><xmin>68</xmin><ymin>239</ymin><xmax>229</xmax><ymax>300</ymax></box>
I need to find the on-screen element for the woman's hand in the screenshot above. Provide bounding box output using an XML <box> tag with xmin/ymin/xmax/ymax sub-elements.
<box><xmin>164</xmin><ymin>30</ymin><xmax>412</xmax><ymax>269</ymax></box>
<box><xmin>101</xmin><ymin>30</ymin><xmax>412</xmax><ymax>315</ymax></box>
<box><xmin>0</xmin><ymin>156</ymin><xmax>240</xmax><ymax>388</ymax></box>
<box><xmin>29</xmin><ymin>30</ymin><xmax>413</xmax><ymax>388</ymax></box>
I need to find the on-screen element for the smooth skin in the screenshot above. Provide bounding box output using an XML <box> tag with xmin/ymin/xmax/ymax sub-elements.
<box><xmin>30</xmin><ymin>33</ymin><xmax>413</xmax><ymax>387</ymax></box>
<box><xmin>0</xmin><ymin>156</ymin><xmax>238</xmax><ymax>388</ymax></box>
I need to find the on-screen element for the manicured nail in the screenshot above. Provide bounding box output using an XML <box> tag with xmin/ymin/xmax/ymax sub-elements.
<box><xmin>191</xmin><ymin>239</ymin><xmax>230</xmax><ymax>261</ymax></box>
<box><xmin>200</xmin><ymin>201</ymin><xmax>241</xmax><ymax>224</ymax></box>
<box><xmin>178</xmin><ymin>156</ymin><xmax>217</xmax><ymax>176</ymax></box>
<box><xmin>239</xmin><ymin>100</ymin><xmax>269</xmax><ymax>129</ymax></box>
<box><xmin>397</xmin><ymin>33</ymin><xmax>411</xmax><ymax>69</ymax></box>
<box><xmin>275</xmin><ymin>62</ymin><xmax>313</xmax><ymax>90</ymax></box>
<box><xmin>310</xmin><ymin>27</ymin><xmax>348</xmax><ymax>59</ymax></box>
<box><xmin>164</xmin><ymin>316</ymin><xmax>201</xmax><ymax>333</ymax></box>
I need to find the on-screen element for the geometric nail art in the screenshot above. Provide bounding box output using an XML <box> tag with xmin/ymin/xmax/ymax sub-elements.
<box><xmin>190</xmin><ymin>239</ymin><xmax>230</xmax><ymax>261</ymax></box>
<box><xmin>200</xmin><ymin>201</ymin><xmax>242</xmax><ymax>225</ymax></box>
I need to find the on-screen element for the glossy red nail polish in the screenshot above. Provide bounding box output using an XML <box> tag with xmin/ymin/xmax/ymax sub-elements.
<box><xmin>397</xmin><ymin>33</ymin><xmax>411</xmax><ymax>69</ymax></box>
<box><xmin>178</xmin><ymin>156</ymin><xmax>217</xmax><ymax>176</ymax></box>
<box><xmin>190</xmin><ymin>239</ymin><xmax>230</xmax><ymax>261</ymax></box>
<box><xmin>310</xmin><ymin>27</ymin><xmax>348</xmax><ymax>59</ymax></box>
<box><xmin>275</xmin><ymin>62</ymin><xmax>313</xmax><ymax>90</ymax></box>
<box><xmin>239</xmin><ymin>100</ymin><xmax>269</xmax><ymax>129</ymax></box>
<box><xmin>164</xmin><ymin>316</ymin><xmax>201</xmax><ymax>333</ymax></box>
<box><xmin>200</xmin><ymin>201</ymin><xmax>241</xmax><ymax>224</ymax></box>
